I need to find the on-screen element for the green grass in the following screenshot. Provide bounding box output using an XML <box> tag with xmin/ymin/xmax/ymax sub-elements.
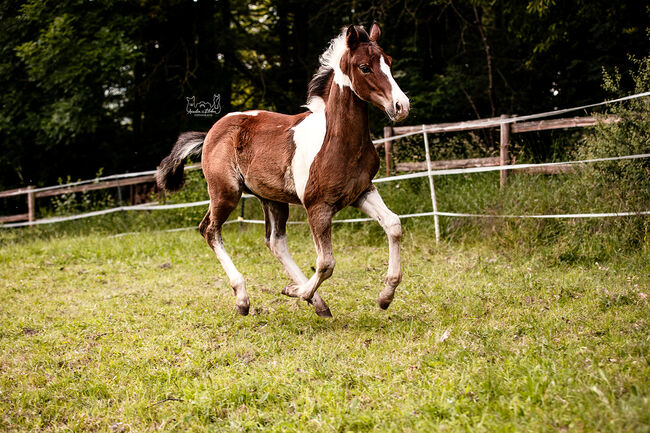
<box><xmin>0</xmin><ymin>221</ymin><xmax>648</xmax><ymax>432</ymax></box>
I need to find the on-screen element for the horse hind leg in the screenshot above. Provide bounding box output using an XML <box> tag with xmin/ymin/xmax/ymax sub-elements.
<box><xmin>200</xmin><ymin>191</ymin><xmax>250</xmax><ymax>316</ymax></box>
<box><xmin>261</xmin><ymin>199</ymin><xmax>332</xmax><ymax>317</ymax></box>
<box><xmin>281</xmin><ymin>204</ymin><xmax>336</xmax><ymax>305</ymax></box>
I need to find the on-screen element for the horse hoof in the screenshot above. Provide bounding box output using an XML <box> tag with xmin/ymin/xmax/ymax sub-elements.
<box><xmin>236</xmin><ymin>304</ymin><xmax>250</xmax><ymax>316</ymax></box>
<box><xmin>378</xmin><ymin>297</ymin><xmax>392</xmax><ymax>310</ymax></box>
<box><xmin>282</xmin><ymin>283</ymin><xmax>299</xmax><ymax>298</ymax></box>
<box><xmin>315</xmin><ymin>306</ymin><xmax>333</xmax><ymax>318</ymax></box>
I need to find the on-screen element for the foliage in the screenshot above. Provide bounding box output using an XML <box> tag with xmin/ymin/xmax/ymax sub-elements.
<box><xmin>0</xmin><ymin>0</ymin><xmax>647</xmax><ymax>189</ymax></box>
<box><xmin>47</xmin><ymin>170</ymin><xmax>117</xmax><ymax>217</ymax></box>
<box><xmin>575</xmin><ymin>53</ymin><xmax>650</xmax><ymax>211</ymax></box>
<box><xmin>0</xmin><ymin>0</ymin><xmax>140</xmax><ymax>186</ymax></box>
<box><xmin>567</xmin><ymin>51</ymin><xmax>650</xmax><ymax>251</ymax></box>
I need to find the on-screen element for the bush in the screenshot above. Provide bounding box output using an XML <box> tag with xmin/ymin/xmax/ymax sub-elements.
<box><xmin>569</xmin><ymin>53</ymin><xmax>650</xmax><ymax>250</ymax></box>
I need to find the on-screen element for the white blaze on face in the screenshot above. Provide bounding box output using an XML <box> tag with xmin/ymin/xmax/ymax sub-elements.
<box><xmin>379</xmin><ymin>56</ymin><xmax>410</xmax><ymax>119</ymax></box>
<box><xmin>291</xmin><ymin>110</ymin><xmax>327</xmax><ymax>203</ymax></box>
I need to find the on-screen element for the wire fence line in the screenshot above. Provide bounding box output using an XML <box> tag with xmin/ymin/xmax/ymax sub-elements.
<box><xmin>7</xmin><ymin>90</ymin><xmax>649</xmax><ymax>196</ymax></box>
<box><xmin>2</xmin><ymin>152</ymin><xmax>649</xmax><ymax>229</ymax></box>
<box><xmin>370</xmin><ymin>91</ymin><xmax>650</xmax><ymax>146</ymax></box>
<box><xmin>1</xmin><ymin>91</ymin><xmax>649</xmax><ymax>230</ymax></box>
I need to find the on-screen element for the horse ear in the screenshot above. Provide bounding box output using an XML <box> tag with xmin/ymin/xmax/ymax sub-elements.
<box><xmin>369</xmin><ymin>23</ymin><xmax>381</xmax><ymax>41</ymax></box>
<box><xmin>346</xmin><ymin>25</ymin><xmax>360</xmax><ymax>50</ymax></box>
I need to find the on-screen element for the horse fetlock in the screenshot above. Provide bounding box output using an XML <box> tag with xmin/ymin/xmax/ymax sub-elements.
<box><xmin>384</xmin><ymin>272</ymin><xmax>402</xmax><ymax>288</ymax></box>
<box><xmin>230</xmin><ymin>274</ymin><xmax>246</xmax><ymax>291</ymax></box>
<box><xmin>298</xmin><ymin>290</ymin><xmax>315</xmax><ymax>302</ymax></box>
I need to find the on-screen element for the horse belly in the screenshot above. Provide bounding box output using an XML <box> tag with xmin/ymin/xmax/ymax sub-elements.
<box><xmin>241</xmin><ymin>155</ymin><xmax>301</xmax><ymax>204</ymax></box>
<box><xmin>235</xmin><ymin>119</ymin><xmax>302</xmax><ymax>204</ymax></box>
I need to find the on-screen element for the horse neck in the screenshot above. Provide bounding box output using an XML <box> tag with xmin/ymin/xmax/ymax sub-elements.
<box><xmin>323</xmin><ymin>84</ymin><xmax>370</xmax><ymax>151</ymax></box>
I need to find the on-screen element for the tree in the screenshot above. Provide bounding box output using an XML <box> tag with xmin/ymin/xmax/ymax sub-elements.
<box><xmin>0</xmin><ymin>0</ymin><xmax>647</xmax><ymax>189</ymax></box>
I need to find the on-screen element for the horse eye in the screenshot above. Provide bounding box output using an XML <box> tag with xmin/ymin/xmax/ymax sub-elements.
<box><xmin>359</xmin><ymin>65</ymin><xmax>371</xmax><ymax>74</ymax></box>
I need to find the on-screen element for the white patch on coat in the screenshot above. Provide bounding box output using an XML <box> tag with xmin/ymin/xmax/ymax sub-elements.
<box><xmin>291</xmin><ymin>111</ymin><xmax>327</xmax><ymax>203</ymax></box>
<box><xmin>303</xmin><ymin>31</ymin><xmax>354</xmax><ymax>110</ymax></box>
<box><xmin>319</xmin><ymin>32</ymin><xmax>353</xmax><ymax>92</ymax></box>
<box><xmin>305</xmin><ymin>96</ymin><xmax>326</xmax><ymax>113</ymax></box>
<box><xmin>224</xmin><ymin>110</ymin><xmax>261</xmax><ymax>118</ymax></box>
<box><xmin>379</xmin><ymin>56</ymin><xmax>409</xmax><ymax>114</ymax></box>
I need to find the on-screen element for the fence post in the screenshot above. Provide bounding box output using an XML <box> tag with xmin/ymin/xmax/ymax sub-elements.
<box><xmin>499</xmin><ymin>114</ymin><xmax>510</xmax><ymax>190</ymax></box>
<box><xmin>27</xmin><ymin>186</ymin><xmax>36</xmax><ymax>224</ymax></box>
<box><xmin>422</xmin><ymin>126</ymin><xmax>440</xmax><ymax>244</ymax></box>
<box><xmin>116</xmin><ymin>179</ymin><xmax>123</xmax><ymax>205</ymax></box>
<box><xmin>383</xmin><ymin>126</ymin><xmax>394</xmax><ymax>177</ymax></box>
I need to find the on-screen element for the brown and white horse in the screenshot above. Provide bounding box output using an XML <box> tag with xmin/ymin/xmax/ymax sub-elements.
<box><xmin>156</xmin><ymin>24</ymin><xmax>410</xmax><ymax>317</ymax></box>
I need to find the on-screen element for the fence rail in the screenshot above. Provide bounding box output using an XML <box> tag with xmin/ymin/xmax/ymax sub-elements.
<box><xmin>0</xmin><ymin>165</ymin><xmax>201</xmax><ymax>224</ymax></box>
<box><xmin>2</xmin><ymin>88</ymin><xmax>647</xmax><ymax>226</ymax></box>
<box><xmin>0</xmin><ymin>114</ymin><xmax>620</xmax><ymax>225</ymax></box>
<box><xmin>379</xmin><ymin>115</ymin><xmax>618</xmax><ymax>179</ymax></box>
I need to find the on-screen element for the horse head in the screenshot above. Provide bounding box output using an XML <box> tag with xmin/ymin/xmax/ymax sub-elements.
<box><xmin>339</xmin><ymin>24</ymin><xmax>410</xmax><ymax>122</ymax></box>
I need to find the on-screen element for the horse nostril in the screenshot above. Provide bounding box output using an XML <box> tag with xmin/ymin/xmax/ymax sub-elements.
<box><xmin>395</xmin><ymin>102</ymin><xmax>402</xmax><ymax>114</ymax></box>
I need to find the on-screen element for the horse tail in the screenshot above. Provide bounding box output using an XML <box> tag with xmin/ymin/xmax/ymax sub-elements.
<box><xmin>156</xmin><ymin>131</ymin><xmax>206</xmax><ymax>192</ymax></box>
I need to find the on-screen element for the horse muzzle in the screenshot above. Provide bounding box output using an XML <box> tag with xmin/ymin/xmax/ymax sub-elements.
<box><xmin>387</xmin><ymin>96</ymin><xmax>410</xmax><ymax>122</ymax></box>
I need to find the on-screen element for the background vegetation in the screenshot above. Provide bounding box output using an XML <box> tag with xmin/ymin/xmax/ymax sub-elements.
<box><xmin>0</xmin><ymin>0</ymin><xmax>648</xmax><ymax>188</ymax></box>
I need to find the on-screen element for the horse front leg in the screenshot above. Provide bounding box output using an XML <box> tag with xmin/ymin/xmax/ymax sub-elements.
<box><xmin>353</xmin><ymin>186</ymin><xmax>402</xmax><ymax>309</ymax></box>
<box><xmin>261</xmin><ymin>199</ymin><xmax>332</xmax><ymax>317</ymax></box>
<box><xmin>282</xmin><ymin>204</ymin><xmax>335</xmax><ymax>304</ymax></box>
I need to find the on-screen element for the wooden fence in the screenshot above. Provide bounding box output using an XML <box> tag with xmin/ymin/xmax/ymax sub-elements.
<box><xmin>379</xmin><ymin>115</ymin><xmax>616</xmax><ymax>184</ymax></box>
<box><xmin>1</xmin><ymin>115</ymin><xmax>612</xmax><ymax>225</ymax></box>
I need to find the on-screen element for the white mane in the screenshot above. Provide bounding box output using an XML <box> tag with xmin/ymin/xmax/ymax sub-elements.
<box><xmin>319</xmin><ymin>31</ymin><xmax>348</xmax><ymax>74</ymax></box>
<box><xmin>305</xmin><ymin>30</ymin><xmax>351</xmax><ymax>112</ymax></box>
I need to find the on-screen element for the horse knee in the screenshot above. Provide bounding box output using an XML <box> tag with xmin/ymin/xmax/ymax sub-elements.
<box><xmin>385</xmin><ymin>214</ymin><xmax>402</xmax><ymax>242</ymax></box>
<box><xmin>317</xmin><ymin>255</ymin><xmax>336</xmax><ymax>279</ymax></box>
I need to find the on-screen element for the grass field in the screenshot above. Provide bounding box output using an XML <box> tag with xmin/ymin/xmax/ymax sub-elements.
<box><xmin>0</xmin><ymin>220</ymin><xmax>648</xmax><ymax>432</ymax></box>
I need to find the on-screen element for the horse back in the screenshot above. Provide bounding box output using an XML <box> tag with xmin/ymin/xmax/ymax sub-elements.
<box><xmin>202</xmin><ymin>110</ymin><xmax>309</xmax><ymax>204</ymax></box>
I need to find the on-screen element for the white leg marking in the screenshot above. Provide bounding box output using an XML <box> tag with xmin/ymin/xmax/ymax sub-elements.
<box><xmin>291</xmin><ymin>111</ymin><xmax>327</xmax><ymax>203</ymax></box>
<box><xmin>266</xmin><ymin>209</ymin><xmax>331</xmax><ymax>316</ymax></box>
<box><xmin>270</xmin><ymin>235</ymin><xmax>308</xmax><ymax>284</ymax></box>
<box><xmin>290</xmin><ymin>247</ymin><xmax>335</xmax><ymax>301</ymax></box>
<box><xmin>211</xmin><ymin>237</ymin><xmax>249</xmax><ymax>311</ymax></box>
<box><xmin>355</xmin><ymin>187</ymin><xmax>402</xmax><ymax>307</ymax></box>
